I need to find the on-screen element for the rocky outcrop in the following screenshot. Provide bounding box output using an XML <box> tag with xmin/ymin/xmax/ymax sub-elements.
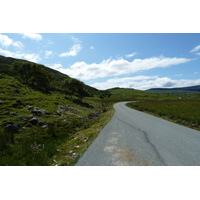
<box><xmin>5</xmin><ymin>122</ymin><xmax>21</xmax><ymax>132</ymax></box>
<box><xmin>31</xmin><ymin>107</ymin><xmax>47</xmax><ymax>116</ymax></box>
<box><xmin>29</xmin><ymin>117</ymin><xmax>44</xmax><ymax>126</ymax></box>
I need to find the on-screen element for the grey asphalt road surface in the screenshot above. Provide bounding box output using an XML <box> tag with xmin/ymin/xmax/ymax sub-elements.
<box><xmin>76</xmin><ymin>102</ymin><xmax>200</xmax><ymax>166</ymax></box>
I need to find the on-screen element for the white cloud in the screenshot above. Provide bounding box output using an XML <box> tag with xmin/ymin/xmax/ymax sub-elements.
<box><xmin>23</xmin><ymin>54</ymin><xmax>41</xmax><ymax>63</ymax></box>
<box><xmin>59</xmin><ymin>44</ymin><xmax>82</xmax><ymax>57</ymax></box>
<box><xmin>195</xmin><ymin>52</ymin><xmax>200</xmax><ymax>56</ymax></box>
<box><xmin>0</xmin><ymin>48</ymin><xmax>40</xmax><ymax>63</ymax></box>
<box><xmin>63</xmin><ymin>56</ymin><xmax>191</xmax><ymax>80</ymax></box>
<box><xmin>47</xmin><ymin>63</ymin><xmax>62</xmax><ymax>70</ymax></box>
<box><xmin>90</xmin><ymin>46</ymin><xmax>95</xmax><ymax>50</ymax></box>
<box><xmin>125</xmin><ymin>52</ymin><xmax>137</xmax><ymax>58</ymax></box>
<box><xmin>0</xmin><ymin>34</ymin><xmax>23</xmax><ymax>49</ymax></box>
<box><xmin>45</xmin><ymin>50</ymin><xmax>53</xmax><ymax>58</ymax></box>
<box><xmin>91</xmin><ymin>76</ymin><xmax>200</xmax><ymax>90</ymax></box>
<box><xmin>20</xmin><ymin>33</ymin><xmax>42</xmax><ymax>41</ymax></box>
<box><xmin>190</xmin><ymin>45</ymin><xmax>200</xmax><ymax>53</ymax></box>
<box><xmin>71</xmin><ymin>36</ymin><xmax>81</xmax><ymax>44</ymax></box>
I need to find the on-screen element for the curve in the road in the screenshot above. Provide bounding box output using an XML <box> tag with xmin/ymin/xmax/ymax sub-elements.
<box><xmin>76</xmin><ymin>102</ymin><xmax>200</xmax><ymax>166</ymax></box>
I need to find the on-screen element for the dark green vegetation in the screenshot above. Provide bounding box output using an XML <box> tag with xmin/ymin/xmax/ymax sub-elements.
<box><xmin>1</xmin><ymin>55</ymin><xmax>200</xmax><ymax>165</ymax></box>
<box><xmin>127</xmin><ymin>98</ymin><xmax>200</xmax><ymax>130</ymax></box>
<box><xmin>0</xmin><ymin>55</ymin><xmax>112</xmax><ymax>166</ymax></box>
<box><xmin>147</xmin><ymin>85</ymin><xmax>200</xmax><ymax>94</ymax></box>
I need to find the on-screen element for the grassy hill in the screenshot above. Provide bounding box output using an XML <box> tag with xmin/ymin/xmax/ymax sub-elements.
<box><xmin>106</xmin><ymin>87</ymin><xmax>170</xmax><ymax>101</ymax></box>
<box><xmin>0</xmin><ymin>55</ymin><xmax>112</xmax><ymax>166</ymax></box>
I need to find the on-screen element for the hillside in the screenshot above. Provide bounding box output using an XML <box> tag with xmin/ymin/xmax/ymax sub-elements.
<box><xmin>0</xmin><ymin>55</ymin><xmax>113</xmax><ymax>166</ymax></box>
<box><xmin>147</xmin><ymin>85</ymin><xmax>200</xmax><ymax>94</ymax></box>
<box><xmin>106</xmin><ymin>87</ymin><xmax>159</xmax><ymax>101</ymax></box>
<box><xmin>0</xmin><ymin>55</ymin><xmax>98</xmax><ymax>94</ymax></box>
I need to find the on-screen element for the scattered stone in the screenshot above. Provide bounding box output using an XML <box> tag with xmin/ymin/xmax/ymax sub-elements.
<box><xmin>58</xmin><ymin>105</ymin><xmax>65</xmax><ymax>110</ymax></box>
<box><xmin>26</xmin><ymin>105</ymin><xmax>33</xmax><ymax>110</ymax></box>
<box><xmin>17</xmin><ymin>115</ymin><xmax>27</xmax><ymax>120</ymax></box>
<box><xmin>5</xmin><ymin>122</ymin><xmax>21</xmax><ymax>132</ymax></box>
<box><xmin>56</xmin><ymin>110</ymin><xmax>62</xmax><ymax>116</ymax></box>
<box><xmin>38</xmin><ymin>121</ymin><xmax>45</xmax><ymax>126</ymax></box>
<box><xmin>0</xmin><ymin>100</ymin><xmax>3</xmax><ymax>104</ymax></box>
<box><xmin>75</xmin><ymin>145</ymin><xmax>80</xmax><ymax>148</ymax></box>
<box><xmin>10</xmin><ymin>112</ymin><xmax>17</xmax><ymax>116</ymax></box>
<box><xmin>83</xmin><ymin>137</ymin><xmax>88</xmax><ymax>142</ymax></box>
<box><xmin>29</xmin><ymin>117</ymin><xmax>40</xmax><ymax>125</ymax></box>
<box><xmin>32</xmin><ymin>107</ymin><xmax>46</xmax><ymax>116</ymax></box>
<box><xmin>72</xmin><ymin>153</ymin><xmax>77</xmax><ymax>156</ymax></box>
<box><xmin>22</xmin><ymin>127</ymin><xmax>28</xmax><ymax>130</ymax></box>
<box><xmin>42</xmin><ymin>125</ymin><xmax>48</xmax><ymax>129</ymax></box>
<box><xmin>69</xmin><ymin>150</ymin><xmax>73</xmax><ymax>154</ymax></box>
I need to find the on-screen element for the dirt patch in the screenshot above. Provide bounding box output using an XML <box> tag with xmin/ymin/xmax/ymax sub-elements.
<box><xmin>112</xmin><ymin>146</ymin><xmax>152</xmax><ymax>166</ymax></box>
<box><xmin>108</xmin><ymin>137</ymin><xmax>118</xmax><ymax>145</ymax></box>
<box><xmin>104</xmin><ymin>146</ymin><xmax>117</xmax><ymax>153</ymax></box>
<box><xmin>117</xmin><ymin>147</ymin><xmax>135</xmax><ymax>162</ymax></box>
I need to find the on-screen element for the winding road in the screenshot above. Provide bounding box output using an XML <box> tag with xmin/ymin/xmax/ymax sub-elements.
<box><xmin>76</xmin><ymin>102</ymin><xmax>200</xmax><ymax>166</ymax></box>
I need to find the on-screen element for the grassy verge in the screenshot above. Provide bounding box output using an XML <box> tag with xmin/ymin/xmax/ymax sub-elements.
<box><xmin>53</xmin><ymin>106</ymin><xmax>115</xmax><ymax>166</ymax></box>
<box><xmin>0</xmin><ymin>75</ymin><xmax>115</xmax><ymax>165</ymax></box>
<box><xmin>127</xmin><ymin>99</ymin><xmax>200</xmax><ymax>131</ymax></box>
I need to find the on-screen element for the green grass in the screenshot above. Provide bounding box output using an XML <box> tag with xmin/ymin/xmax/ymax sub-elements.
<box><xmin>106</xmin><ymin>87</ymin><xmax>186</xmax><ymax>102</ymax></box>
<box><xmin>0</xmin><ymin>74</ymin><xmax>113</xmax><ymax>165</ymax></box>
<box><xmin>127</xmin><ymin>98</ymin><xmax>200</xmax><ymax>130</ymax></box>
<box><xmin>53</xmin><ymin>107</ymin><xmax>115</xmax><ymax>166</ymax></box>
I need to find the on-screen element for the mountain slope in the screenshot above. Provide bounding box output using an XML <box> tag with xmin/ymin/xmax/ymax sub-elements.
<box><xmin>0</xmin><ymin>55</ymin><xmax>98</xmax><ymax>95</ymax></box>
<box><xmin>0</xmin><ymin>55</ymin><xmax>112</xmax><ymax>166</ymax></box>
<box><xmin>147</xmin><ymin>85</ymin><xmax>200</xmax><ymax>94</ymax></box>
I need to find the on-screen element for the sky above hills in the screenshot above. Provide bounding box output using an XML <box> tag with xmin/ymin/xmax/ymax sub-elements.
<box><xmin>0</xmin><ymin>33</ymin><xmax>200</xmax><ymax>90</ymax></box>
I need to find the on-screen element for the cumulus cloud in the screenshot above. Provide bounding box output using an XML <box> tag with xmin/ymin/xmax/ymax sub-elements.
<box><xmin>63</xmin><ymin>56</ymin><xmax>191</xmax><ymax>80</ymax></box>
<box><xmin>91</xmin><ymin>76</ymin><xmax>200</xmax><ymax>90</ymax></box>
<box><xmin>0</xmin><ymin>48</ymin><xmax>40</xmax><ymax>63</ymax></box>
<box><xmin>90</xmin><ymin>46</ymin><xmax>95</xmax><ymax>50</ymax></box>
<box><xmin>125</xmin><ymin>52</ymin><xmax>137</xmax><ymax>58</ymax></box>
<box><xmin>0</xmin><ymin>34</ymin><xmax>23</xmax><ymax>49</ymax></box>
<box><xmin>20</xmin><ymin>33</ymin><xmax>42</xmax><ymax>41</ymax></box>
<box><xmin>190</xmin><ymin>45</ymin><xmax>200</xmax><ymax>53</ymax></box>
<box><xmin>23</xmin><ymin>54</ymin><xmax>41</xmax><ymax>63</ymax></box>
<box><xmin>59</xmin><ymin>44</ymin><xmax>82</xmax><ymax>57</ymax></box>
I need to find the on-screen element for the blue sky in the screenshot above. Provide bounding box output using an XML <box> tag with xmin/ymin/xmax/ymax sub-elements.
<box><xmin>0</xmin><ymin>33</ymin><xmax>200</xmax><ymax>90</ymax></box>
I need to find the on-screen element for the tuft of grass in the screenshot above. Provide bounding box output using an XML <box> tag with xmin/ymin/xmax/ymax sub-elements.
<box><xmin>0</xmin><ymin>75</ymin><xmax>114</xmax><ymax>165</ymax></box>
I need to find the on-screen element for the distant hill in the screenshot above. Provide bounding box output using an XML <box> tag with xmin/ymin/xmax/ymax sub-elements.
<box><xmin>147</xmin><ymin>85</ymin><xmax>200</xmax><ymax>94</ymax></box>
<box><xmin>106</xmin><ymin>87</ymin><xmax>158</xmax><ymax>101</ymax></box>
<box><xmin>0</xmin><ymin>55</ymin><xmax>98</xmax><ymax>94</ymax></box>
